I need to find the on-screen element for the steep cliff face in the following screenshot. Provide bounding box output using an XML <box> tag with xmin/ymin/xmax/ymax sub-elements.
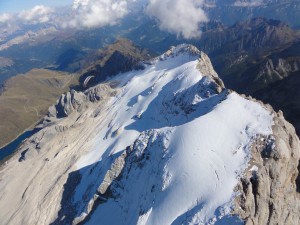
<box><xmin>234</xmin><ymin>108</ymin><xmax>300</xmax><ymax>225</ymax></box>
<box><xmin>253</xmin><ymin>72</ymin><xmax>300</xmax><ymax>137</ymax></box>
<box><xmin>0</xmin><ymin>45</ymin><xmax>299</xmax><ymax>225</ymax></box>
<box><xmin>256</xmin><ymin>58</ymin><xmax>300</xmax><ymax>84</ymax></box>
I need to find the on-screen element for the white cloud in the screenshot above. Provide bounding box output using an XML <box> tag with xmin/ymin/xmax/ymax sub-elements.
<box><xmin>0</xmin><ymin>13</ymin><xmax>12</xmax><ymax>23</ymax></box>
<box><xmin>0</xmin><ymin>0</ymin><xmax>209</xmax><ymax>39</ymax></box>
<box><xmin>146</xmin><ymin>0</ymin><xmax>208</xmax><ymax>39</ymax></box>
<box><xmin>18</xmin><ymin>5</ymin><xmax>53</xmax><ymax>24</ymax></box>
<box><xmin>68</xmin><ymin>0</ymin><xmax>208</xmax><ymax>38</ymax></box>
<box><xmin>233</xmin><ymin>0</ymin><xmax>264</xmax><ymax>7</ymax></box>
<box><xmin>65</xmin><ymin>0</ymin><xmax>132</xmax><ymax>28</ymax></box>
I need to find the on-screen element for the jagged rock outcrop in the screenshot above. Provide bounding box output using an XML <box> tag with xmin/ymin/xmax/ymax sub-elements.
<box><xmin>50</xmin><ymin>90</ymin><xmax>86</xmax><ymax>118</ymax></box>
<box><xmin>46</xmin><ymin>83</ymin><xmax>118</xmax><ymax>120</ymax></box>
<box><xmin>233</xmin><ymin>109</ymin><xmax>300</xmax><ymax>225</ymax></box>
<box><xmin>256</xmin><ymin>58</ymin><xmax>300</xmax><ymax>84</ymax></box>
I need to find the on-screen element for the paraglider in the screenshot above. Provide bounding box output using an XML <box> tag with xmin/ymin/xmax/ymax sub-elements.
<box><xmin>83</xmin><ymin>75</ymin><xmax>95</xmax><ymax>88</ymax></box>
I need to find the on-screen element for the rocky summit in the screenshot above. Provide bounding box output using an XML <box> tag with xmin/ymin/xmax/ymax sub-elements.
<box><xmin>0</xmin><ymin>44</ymin><xmax>299</xmax><ymax>225</ymax></box>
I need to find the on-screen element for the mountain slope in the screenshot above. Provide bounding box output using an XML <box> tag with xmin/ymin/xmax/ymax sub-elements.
<box><xmin>0</xmin><ymin>45</ymin><xmax>299</xmax><ymax>225</ymax></box>
<box><xmin>78</xmin><ymin>39</ymin><xmax>151</xmax><ymax>89</ymax></box>
<box><xmin>0</xmin><ymin>69</ymin><xmax>78</xmax><ymax>148</ymax></box>
<box><xmin>0</xmin><ymin>40</ymin><xmax>150</xmax><ymax>149</ymax></box>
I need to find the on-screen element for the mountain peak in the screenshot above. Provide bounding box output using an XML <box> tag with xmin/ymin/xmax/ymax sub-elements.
<box><xmin>156</xmin><ymin>44</ymin><xmax>223</xmax><ymax>87</ymax></box>
<box><xmin>0</xmin><ymin>45</ymin><xmax>299</xmax><ymax>225</ymax></box>
<box><xmin>158</xmin><ymin>44</ymin><xmax>201</xmax><ymax>61</ymax></box>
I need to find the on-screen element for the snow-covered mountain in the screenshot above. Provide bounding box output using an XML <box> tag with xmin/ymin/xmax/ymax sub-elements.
<box><xmin>0</xmin><ymin>44</ymin><xmax>299</xmax><ymax>225</ymax></box>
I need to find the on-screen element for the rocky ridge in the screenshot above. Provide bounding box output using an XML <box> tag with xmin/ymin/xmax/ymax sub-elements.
<box><xmin>256</xmin><ymin>58</ymin><xmax>300</xmax><ymax>82</ymax></box>
<box><xmin>0</xmin><ymin>45</ymin><xmax>299</xmax><ymax>225</ymax></box>
<box><xmin>234</xmin><ymin>107</ymin><xmax>300</xmax><ymax>224</ymax></box>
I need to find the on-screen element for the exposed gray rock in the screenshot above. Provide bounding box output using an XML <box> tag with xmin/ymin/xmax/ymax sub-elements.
<box><xmin>197</xmin><ymin>51</ymin><xmax>225</xmax><ymax>91</ymax></box>
<box><xmin>198</xmin><ymin>52</ymin><xmax>219</xmax><ymax>79</ymax></box>
<box><xmin>97</xmin><ymin>150</ymin><xmax>127</xmax><ymax>195</ymax></box>
<box><xmin>53</xmin><ymin>90</ymin><xmax>86</xmax><ymax>118</ymax></box>
<box><xmin>72</xmin><ymin>149</ymin><xmax>128</xmax><ymax>225</ymax></box>
<box><xmin>233</xmin><ymin>110</ymin><xmax>300</xmax><ymax>225</ymax></box>
<box><xmin>86</xmin><ymin>84</ymin><xmax>118</xmax><ymax>102</ymax></box>
<box><xmin>44</xmin><ymin>83</ymin><xmax>118</xmax><ymax>124</ymax></box>
<box><xmin>256</xmin><ymin>58</ymin><xmax>300</xmax><ymax>83</ymax></box>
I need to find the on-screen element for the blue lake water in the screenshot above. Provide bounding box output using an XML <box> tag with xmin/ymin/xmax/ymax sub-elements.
<box><xmin>0</xmin><ymin>128</ymin><xmax>41</xmax><ymax>162</ymax></box>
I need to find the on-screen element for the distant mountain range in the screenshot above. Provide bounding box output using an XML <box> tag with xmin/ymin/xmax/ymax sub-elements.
<box><xmin>197</xmin><ymin>18</ymin><xmax>300</xmax><ymax>92</ymax></box>
<box><xmin>204</xmin><ymin>0</ymin><xmax>300</xmax><ymax>28</ymax></box>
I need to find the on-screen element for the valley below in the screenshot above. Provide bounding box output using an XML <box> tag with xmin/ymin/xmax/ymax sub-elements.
<box><xmin>0</xmin><ymin>69</ymin><xmax>78</xmax><ymax>149</ymax></box>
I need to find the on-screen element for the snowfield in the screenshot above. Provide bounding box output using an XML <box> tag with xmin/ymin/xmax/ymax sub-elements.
<box><xmin>0</xmin><ymin>45</ymin><xmax>274</xmax><ymax>225</ymax></box>
<box><xmin>75</xmin><ymin>45</ymin><xmax>274</xmax><ymax>224</ymax></box>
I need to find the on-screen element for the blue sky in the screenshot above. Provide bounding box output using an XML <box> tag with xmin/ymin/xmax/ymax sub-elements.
<box><xmin>0</xmin><ymin>0</ymin><xmax>73</xmax><ymax>13</ymax></box>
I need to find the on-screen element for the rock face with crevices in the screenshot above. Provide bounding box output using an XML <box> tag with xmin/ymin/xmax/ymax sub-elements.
<box><xmin>45</xmin><ymin>83</ymin><xmax>118</xmax><ymax>121</ymax></box>
<box><xmin>233</xmin><ymin>109</ymin><xmax>300</xmax><ymax>225</ymax></box>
